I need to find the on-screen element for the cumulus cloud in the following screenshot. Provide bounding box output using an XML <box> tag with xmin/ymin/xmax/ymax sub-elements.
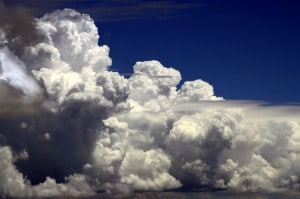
<box><xmin>0</xmin><ymin>46</ymin><xmax>45</xmax><ymax>117</ymax></box>
<box><xmin>119</xmin><ymin>148</ymin><xmax>181</xmax><ymax>190</ymax></box>
<box><xmin>177</xmin><ymin>79</ymin><xmax>223</xmax><ymax>102</ymax></box>
<box><xmin>0</xmin><ymin>46</ymin><xmax>42</xmax><ymax>98</ymax></box>
<box><xmin>0</xmin><ymin>145</ymin><xmax>94</xmax><ymax>197</ymax></box>
<box><xmin>0</xmin><ymin>7</ymin><xmax>300</xmax><ymax>198</ymax></box>
<box><xmin>0</xmin><ymin>146</ymin><xmax>29</xmax><ymax>197</ymax></box>
<box><xmin>128</xmin><ymin>60</ymin><xmax>181</xmax><ymax>112</ymax></box>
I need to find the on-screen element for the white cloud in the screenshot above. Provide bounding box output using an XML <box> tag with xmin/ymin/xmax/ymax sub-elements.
<box><xmin>0</xmin><ymin>146</ymin><xmax>29</xmax><ymax>197</ymax></box>
<box><xmin>0</xmin><ymin>7</ymin><xmax>300</xmax><ymax>198</ymax></box>
<box><xmin>31</xmin><ymin>174</ymin><xmax>94</xmax><ymax>197</ymax></box>
<box><xmin>119</xmin><ymin>148</ymin><xmax>181</xmax><ymax>190</ymax></box>
<box><xmin>176</xmin><ymin>79</ymin><xmax>223</xmax><ymax>103</ymax></box>
<box><xmin>0</xmin><ymin>46</ymin><xmax>42</xmax><ymax>101</ymax></box>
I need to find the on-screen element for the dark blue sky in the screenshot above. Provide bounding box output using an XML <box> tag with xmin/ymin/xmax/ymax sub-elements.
<box><xmin>4</xmin><ymin>0</ymin><xmax>300</xmax><ymax>103</ymax></box>
<box><xmin>98</xmin><ymin>1</ymin><xmax>300</xmax><ymax>103</ymax></box>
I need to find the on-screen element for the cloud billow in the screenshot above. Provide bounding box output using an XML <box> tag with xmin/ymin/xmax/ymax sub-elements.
<box><xmin>0</xmin><ymin>8</ymin><xmax>300</xmax><ymax>197</ymax></box>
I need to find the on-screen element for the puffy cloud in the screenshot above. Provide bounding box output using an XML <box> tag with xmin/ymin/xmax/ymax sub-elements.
<box><xmin>176</xmin><ymin>79</ymin><xmax>223</xmax><ymax>103</ymax></box>
<box><xmin>28</xmin><ymin>8</ymin><xmax>111</xmax><ymax>72</ymax></box>
<box><xmin>0</xmin><ymin>7</ymin><xmax>300</xmax><ymax>198</ymax></box>
<box><xmin>133</xmin><ymin>60</ymin><xmax>181</xmax><ymax>89</ymax></box>
<box><xmin>0</xmin><ymin>46</ymin><xmax>44</xmax><ymax>117</ymax></box>
<box><xmin>31</xmin><ymin>174</ymin><xmax>94</xmax><ymax>197</ymax></box>
<box><xmin>23</xmin><ymin>9</ymin><xmax>118</xmax><ymax>110</ymax></box>
<box><xmin>0</xmin><ymin>46</ymin><xmax>42</xmax><ymax>100</ymax></box>
<box><xmin>119</xmin><ymin>148</ymin><xmax>181</xmax><ymax>190</ymax></box>
<box><xmin>88</xmin><ymin>111</ymin><xmax>176</xmax><ymax>192</ymax></box>
<box><xmin>0</xmin><ymin>145</ymin><xmax>94</xmax><ymax>197</ymax></box>
<box><xmin>0</xmin><ymin>8</ymin><xmax>125</xmax><ymax>197</ymax></box>
<box><xmin>227</xmin><ymin>154</ymin><xmax>281</xmax><ymax>192</ymax></box>
<box><xmin>0</xmin><ymin>146</ymin><xmax>29</xmax><ymax>197</ymax></box>
<box><xmin>128</xmin><ymin>60</ymin><xmax>181</xmax><ymax>112</ymax></box>
<box><xmin>166</xmin><ymin>111</ymin><xmax>238</xmax><ymax>187</ymax></box>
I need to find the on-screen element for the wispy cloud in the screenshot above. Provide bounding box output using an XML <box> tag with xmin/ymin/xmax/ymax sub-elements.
<box><xmin>172</xmin><ymin>100</ymin><xmax>300</xmax><ymax>121</ymax></box>
<box><xmin>3</xmin><ymin>0</ymin><xmax>206</xmax><ymax>22</ymax></box>
<box><xmin>83</xmin><ymin>1</ymin><xmax>206</xmax><ymax>22</ymax></box>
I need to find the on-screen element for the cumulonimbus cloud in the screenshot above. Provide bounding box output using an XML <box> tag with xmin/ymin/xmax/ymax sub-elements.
<box><xmin>0</xmin><ymin>8</ymin><xmax>299</xmax><ymax>198</ymax></box>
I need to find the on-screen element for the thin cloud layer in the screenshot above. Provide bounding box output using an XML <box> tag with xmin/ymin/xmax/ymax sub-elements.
<box><xmin>0</xmin><ymin>8</ymin><xmax>300</xmax><ymax>198</ymax></box>
<box><xmin>2</xmin><ymin>0</ymin><xmax>205</xmax><ymax>22</ymax></box>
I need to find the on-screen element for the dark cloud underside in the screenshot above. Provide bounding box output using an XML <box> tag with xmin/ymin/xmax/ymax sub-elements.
<box><xmin>0</xmin><ymin>3</ymin><xmax>300</xmax><ymax>198</ymax></box>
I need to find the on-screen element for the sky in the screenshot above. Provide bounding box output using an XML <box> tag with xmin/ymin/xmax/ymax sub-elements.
<box><xmin>98</xmin><ymin>0</ymin><xmax>300</xmax><ymax>103</ymax></box>
<box><xmin>3</xmin><ymin>0</ymin><xmax>300</xmax><ymax>103</ymax></box>
<box><xmin>1</xmin><ymin>1</ymin><xmax>300</xmax><ymax>198</ymax></box>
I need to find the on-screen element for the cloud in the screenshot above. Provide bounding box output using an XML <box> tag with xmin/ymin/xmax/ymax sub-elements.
<box><xmin>0</xmin><ymin>46</ymin><xmax>42</xmax><ymax>98</ymax></box>
<box><xmin>0</xmin><ymin>146</ymin><xmax>29</xmax><ymax>197</ymax></box>
<box><xmin>119</xmin><ymin>148</ymin><xmax>181</xmax><ymax>190</ymax></box>
<box><xmin>80</xmin><ymin>1</ymin><xmax>205</xmax><ymax>22</ymax></box>
<box><xmin>2</xmin><ymin>0</ymin><xmax>205</xmax><ymax>22</ymax></box>
<box><xmin>0</xmin><ymin>7</ymin><xmax>300</xmax><ymax>198</ymax></box>
<box><xmin>0</xmin><ymin>8</ymin><xmax>124</xmax><ymax>197</ymax></box>
<box><xmin>0</xmin><ymin>145</ymin><xmax>95</xmax><ymax>197</ymax></box>
<box><xmin>172</xmin><ymin>100</ymin><xmax>300</xmax><ymax>121</ymax></box>
<box><xmin>0</xmin><ymin>46</ymin><xmax>45</xmax><ymax>117</ymax></box>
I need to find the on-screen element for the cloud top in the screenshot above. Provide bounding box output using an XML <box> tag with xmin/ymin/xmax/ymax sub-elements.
<box><xmin>0</xmin><ymin>8</ymin><xmax>299</xmax><ymax>198</ymax></box>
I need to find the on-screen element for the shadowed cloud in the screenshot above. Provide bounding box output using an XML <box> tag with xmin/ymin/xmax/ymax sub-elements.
<box><xmin>0</xmin><ymin>4</ymin><xmax>300</xmax><ymax>198</ymax></box>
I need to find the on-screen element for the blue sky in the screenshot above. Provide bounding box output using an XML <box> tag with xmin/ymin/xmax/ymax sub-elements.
<box><xmin>4</xmin><ymin>0</ymin><xmax>300</xmax><ymax>103</ymax></box>
<box><xmin>2</xmin><ymin>1</ymin><xmax>300</xmax><ymax>197</ymax></box>
<box><xmin>97</xmin><ymin>0</ymin><xmax>300</xmax><ymax>103</ymax></box>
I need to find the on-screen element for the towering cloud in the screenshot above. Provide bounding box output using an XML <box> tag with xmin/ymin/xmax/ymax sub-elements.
<box><xmin>0</xmin><ymin>8</ymin><xmax>300</xmax><ymax>198</ymax></box>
